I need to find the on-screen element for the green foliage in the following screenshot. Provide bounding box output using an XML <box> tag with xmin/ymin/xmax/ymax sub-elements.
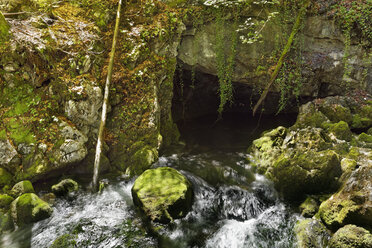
<box><xmin>215</xmin><ymin>8</ymin><xmax>238</xmax><ymax>116</ymax></box>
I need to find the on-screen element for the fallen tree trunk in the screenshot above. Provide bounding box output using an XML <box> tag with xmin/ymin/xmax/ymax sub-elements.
<box><xmin>93</xmin><ymin>0</ymin><xmax>123</xmax><ymax>191</ymax></box>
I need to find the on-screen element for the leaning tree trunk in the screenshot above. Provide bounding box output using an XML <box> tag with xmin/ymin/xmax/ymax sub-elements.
<box><xmin>252</xmin><ymin>0</ymin><xmax>310</xmax><ymax>116</ymax></box>
<box><xmin>93</xmin><ymin>0</ymin><xmax>123</xmax><ymax>191</ymax></box>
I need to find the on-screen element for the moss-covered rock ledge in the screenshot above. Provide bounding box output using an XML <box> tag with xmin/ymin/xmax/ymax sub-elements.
<box><xmin>249</xmin><ymin>95</ymin><xmax>372</xmax><ymax>247</ymax></box>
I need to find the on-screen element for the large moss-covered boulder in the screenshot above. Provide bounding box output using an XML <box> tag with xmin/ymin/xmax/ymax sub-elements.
<box><xmin>51</xmin><ymin>179</ymin><xmax>78</xmax><ymax>196</ymax></box>
<box><xmin>319</xmin><ymin>164</ymin><xmax>372</xmax><ymax>230</ymax></box>
<box><xmin>10</xmin><ymin>180</ymin><xmax>35</xmax><ymax>198</ymax></box>
<box><xmin>295</xmin><ymin>219</ymin><xmax>330</xmax><ymax>248</ymax></box>
<box><xmin>10</xmin><ymin>193</ymin><xmax>52</xmax><ymax>226</ymax></box>
<box><xmin>131</xmin><ymin>167</ymin><xmax>193</xmax><ymax>223</ymax></box>
<box><xmin>329</xmin><ymin>225</ymin><xmax>372</xmax><ymax>248</ymax></box>
<box><xmin>271</xmin><ymin>150</ymin><xmax>341</xmax><ymax>200</ymax></box>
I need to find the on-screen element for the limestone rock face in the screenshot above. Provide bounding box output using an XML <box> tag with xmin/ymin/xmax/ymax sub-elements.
<box><xmin>132</xmin><ymin>167</ymin><xmax>193</xmax><ymax>223</ymax></box>
<box><xmin>178</xmin><ymin>16</ymin><xmax>371</xmax><ymax>97</ymax></box>
<box><xmin>329</xmin><ymin>225</ymin><xmax>372</xmax><ymax>248</ymax></box>
<box><xmin>10</xmin><ymin>193</ymin><xmax>52</xmax><ymax>226</ymax></box>
<box><xmin>295</xmin><ymin>219</ymin><xmax>331</xmax><ymax>248</ymax></box>
<box><xmin>319</xmin><ymin>164</ymin><xmax>372</xmax><ymax>230</ymax></box>
<box><xmin>0</xmin><ymin>138</ymin><xmax>20</xmax><ymax>171</ymax></box>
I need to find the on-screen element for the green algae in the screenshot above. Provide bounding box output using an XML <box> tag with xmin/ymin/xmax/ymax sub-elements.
<box><xmin>132</xmin><ymin>167</ymin><xmax>193</xmax><ymax>223</ymax></box>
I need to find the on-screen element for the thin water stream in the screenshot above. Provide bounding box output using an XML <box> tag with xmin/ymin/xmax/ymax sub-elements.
<box><xmin>2</xmin><ymin>113</ymin><xmax>301</xmax><ymax>248</ymax></box>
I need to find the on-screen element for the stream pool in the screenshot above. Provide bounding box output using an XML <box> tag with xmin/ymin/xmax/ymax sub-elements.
<box><xmin>2</xmin><ymin>113</ymin><xmax>301</xmax><ymax>248</ymax></box>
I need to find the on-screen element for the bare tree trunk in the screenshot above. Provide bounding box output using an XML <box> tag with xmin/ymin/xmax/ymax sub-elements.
<box><xmin>252</xmin><ymin>0</ymin><xmax>310</xmax><ymax>116</ymax></box>
<box><xmin>93</xmin><ymin>0</ymin><xmax>122</xmax><ymax>191</ymax></box>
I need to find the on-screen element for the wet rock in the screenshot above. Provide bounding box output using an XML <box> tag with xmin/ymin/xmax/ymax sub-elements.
<box><xmin>50</xmin><ymin>234</ymin><xmax>77</xmax><ymax>248</ymax></box>
<box><xmin>10</xmin><ymin>180</ymin><xmax>35</xmax><ymax>198</ymax></box>
<box><xmin>324</xmin><ymin>121</ymin><xmax>353</xmax><ymax>141</ymax></box>
<box><xmin>40</xmin><ymin>193</ymin><xmax>56</xmax><ymax>205</ymax></box>
<box><xmin>319</xmin><ymin>164</ymin><xmax>372</xmax><ymax>230</ymax></box>
<box><xmin>299</xmin><ymin>197</ymin><xmax>319</xmax><ymax>218</ymax></box>
<box><xmin>295</xmin><ymin>218</ymin><xmax>331</xmax><ymax>248</ymax></box>
<box><xmin>132</xmin><ymin>167</ymin><xmax>193</xmax><ymax>223</ymax></box>
<box><xmin>329</xmin><ymin>225</ymin><xmax>372</xmax><ymax>248</ymax></box>
<box><xmin>51</xmin><ymin>179</ymin><xmax>78</xmax><ymax>196</ymax></box>
<box><xmin>10</xmin><ymin>193</ymin><xmax>52</xmax><ymax>226</ymax></box>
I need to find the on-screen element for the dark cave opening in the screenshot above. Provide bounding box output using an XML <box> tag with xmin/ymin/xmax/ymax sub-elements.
<box><xmin>171</xmin><ymin>65</ymin><xmax>298</xmax><ymax>152</ymax></box>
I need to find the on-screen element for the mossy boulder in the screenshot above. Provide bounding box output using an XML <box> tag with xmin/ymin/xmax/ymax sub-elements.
<box><xmin>0</xmin><ymin>167</ymin><xmax>13</xmax><ymax>188</ymax></box>
<box><xmin>51</xmin><ymin>179</ymin><xmax>78</xmax><ymax>196</ymax></box>
<box><xmin>319</xmin><ymin>104</ymin><xmax>353</xmax><ymax>125</ymax></box>
<box><xmin>324</xmin><ymin>121</ymin><xmax>353</xmax><ymax>141</ymax></box>
<box><xmin>10</xmin><ymin>193</ymin><xmax>52</xmax><ymax>226</ymax></box>
<box><xmin>10</xmin><ymin>180</ymin><xmax>35</xmax><ymax>198</ymax></box>
<box><xmin>329</xmin><ymin>225</ymin><xmax>372</xmax><ymax>248</ymax></box>
<box><xmin>319</xmin><ymin>164</ymin><xmax>372</xmax><ymax>230</ymax></box>
<box><xmin>293</xmin><ymin>102</ymin><xmax>329</xmax><ymax>128</ymax></box>
<box><xmin>295</xmin><ymin>219</ymin><xmax>330</xmax><ymax>248</ymax></box>
<box><xmin>271</xmin><ymin>150</ymin><xmax>341</xmax><ymax>200</ymax></box>
<box><xmin>0</xmin><ymin>194</ymin><xmax>14</xmax><ymax>209</ymax></box>
<box><xmin>299</xmin><ymin>196</ymin><xmax>319</xmax><ymax>218</ymax></box>
<box><xmin>0</xmin><ymin>11</ymin><xmax>10</xmax><ymax>42</ymax></box>
<box><xmin>131</xmin><ymin>167</ymin><xmax>193</xmax><ymax>223</ymax></box>
<box><xmin>357</xmin><ymin>132</ymin><xmax>372</xmax><ymax>143</ymax></box>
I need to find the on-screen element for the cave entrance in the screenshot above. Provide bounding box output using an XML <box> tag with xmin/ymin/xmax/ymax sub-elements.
<box><xmin>171</xmin><ymin>64</ymin><xmax>297</xmax><ymax>152</ymax></box>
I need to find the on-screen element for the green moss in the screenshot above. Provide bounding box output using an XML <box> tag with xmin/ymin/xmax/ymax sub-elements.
<box><xmin>6</xmin><ymin>118</ymin><xmax>36</xmax><ymax>145</ymax></box>
<box><xmin>11</xmin><ymin>193</ymin><xmax>52</xmax><ymax>226</ymax></box>
<box><xmin>126</xmin><ymin>146</ymin><xmax>159</xmax><ymax>177</ymax></box>
<box><xmin>0</xmin><ymin>130</ymin><xmax>6</xmax><ymax>140</ymax></box>
<box><xmin>294</xmin><ymin>111</ymin><xmax>329</xmax><ymax>129</ymax></box>
<box><xmin>10</xmin><ymin>180</ymin><xmax>35</xmax><ymax>198</ymax></box>
<box><xmin>358</xmin><ymin>132</ymin><xmax>372</xmax><ymax>143</ymax></box>
<box><xmin>329</xmin><ymin>225</ymin><xmax>372</xmax><ymax>248</ymax></box>
<box><xmin>368</xmin><ymin>127</ymin><xmax>372</xmax><ymax>135</ymax></box>
<box><xmin>326</xmin><ymin>121</ymin><xmax>353</xmax><ymax>141</ymax></box>
<box><xmin>299</xmin><ymin>196</ymin><xmax>319</xmax><ymax>218</ymax></box>
<box><xmin>0</xmin><ymin>168</ymin><xmax>13</xmax><ymax>188</ymax></box>
<box><xmin>131</xmin><ymin>167</ymin><xmax>193</xmax><ymax>223</ymax></box>
<box><xmin>295</xmin><ymin>219</ymin><xmax>330</xmax><ymax>248</ymax></box>
<box><xmin>340</xmin><ymin>158</ymin><xmax>357</xmax><ymax>173</ymax></box>
<box><xmin>0</xmin><ymin>11</ymin><xmax>10</xmax><ymax>42</ymax></box>
<box><xmin>0</xmin><ymin>194</ymin><xmax>14</xmax><ymax>209</ymax></box>
<box><xmin>50</xmin><ymin>234</ymin><xmax>77</xmax><ymax>248</ymax></box>
<box><xmin>0</xmin><ymin>210</ymin><xmax>14</xmax><ymax>234</ymax></box>
<box><xmin>318</xmin><ymin>197</ymin><xmax>360</xmax><ymax>230</ymax></box>
<box><xmin>351</xmin><ymin>114</ymin><xmax>372</xmax><ymax>129</ymax></box>
<box><xmin>319</xmin><ymin>104</ymin><xmax>352</xmax><ymax>124</ymax></box>
<box><xmin>271</xmin><ymin>150</ymin><xmax>341</xmax><ymax>200</ymax></box>
<box><xmin>347</xmin><ymin>147</ymin><xmax>360</xmax><ymax>160</ymax></box>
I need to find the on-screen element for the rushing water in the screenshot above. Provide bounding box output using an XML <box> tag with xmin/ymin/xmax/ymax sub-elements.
<box><xmin>2</xmin><ymin>113</ymin><xmax>300</xmax><ymax>248</ymax></box>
